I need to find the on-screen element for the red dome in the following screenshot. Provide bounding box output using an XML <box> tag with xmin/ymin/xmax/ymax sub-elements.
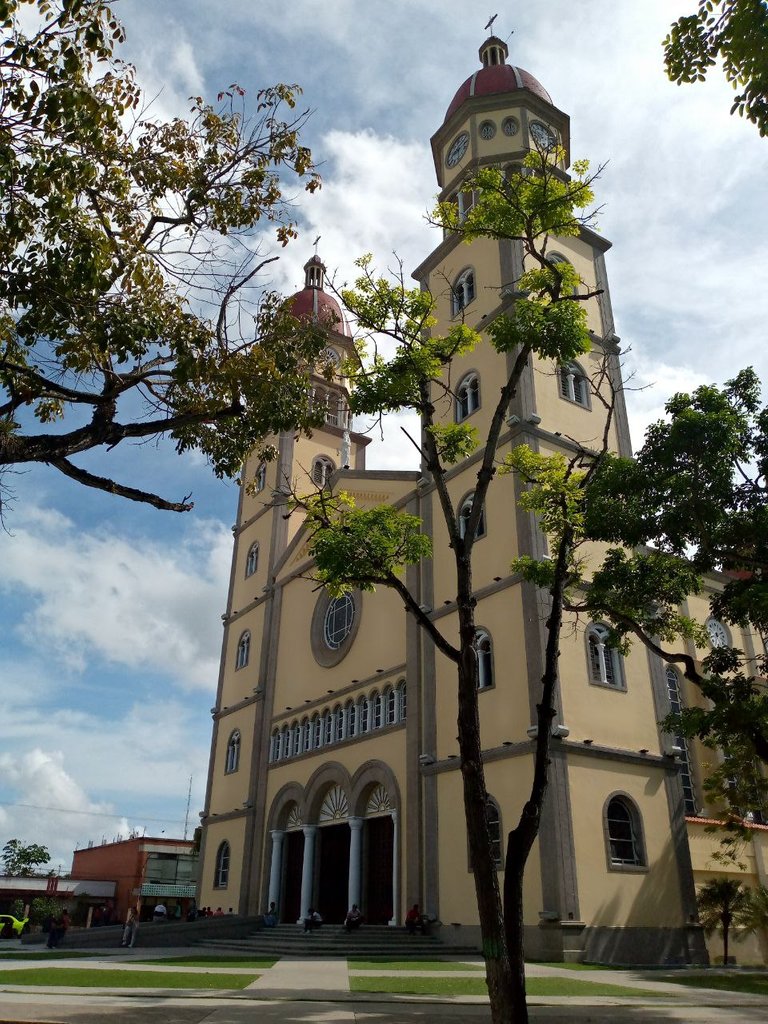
<box><xmin>289</xmin><ymin>287</ymin><xmax>350</xmax><ymax>337</ymax></box>
<box><xmin>445</xmin><ymin>64</ymin><xmax>552</xmax><ymax>122</ymax></box>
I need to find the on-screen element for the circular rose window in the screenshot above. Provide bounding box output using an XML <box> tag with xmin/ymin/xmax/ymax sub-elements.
<box><xmin>311</xmin><ymin>590</ymin><xmax>362</xmax><ymax>667</ymax></box>
<box><xmin>324</xmin><ymin>595</ymin><xmax>355</xmax><ymax>649</ymax></box>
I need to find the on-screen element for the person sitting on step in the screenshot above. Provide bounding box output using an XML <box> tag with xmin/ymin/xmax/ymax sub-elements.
<box><xmin>344</xmin><ymin>904</ymin><xmax>363</xmax><ymax>932</ymax></box>
<box><xmin>303</xmin><ymin>907</ymin><xmax>322</xmax><ymax>932</ymax></box>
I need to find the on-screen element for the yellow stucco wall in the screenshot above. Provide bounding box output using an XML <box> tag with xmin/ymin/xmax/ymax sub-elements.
<box><xmin>569</xmin><ymin>757</ymin><xmax>684</xmax><ymax>927</ymax></box>
<box><xmin>198</xmin><ymin>816</ymin><xmax>246</xmax><ymax>910</ymax></box>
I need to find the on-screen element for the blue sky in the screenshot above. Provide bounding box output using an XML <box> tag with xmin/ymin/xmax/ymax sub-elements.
<box><xmin>1</xmin><ymin>0</ymin><xmax>767</xmax><ymax>872</ymax></box>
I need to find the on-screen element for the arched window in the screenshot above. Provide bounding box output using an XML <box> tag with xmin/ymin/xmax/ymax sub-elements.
<box><xmin>312</xmin><ymin>387</ymin><xmax>327</xmax><ymax>418</ymax></box>
<box><xmin>385</xmin><ymin>686</ymin><xmax>397</xmax><ymax>726</ymax></box>
<box><xmin>245</xmin><ymin>542</ymin><xmax>259</xmax><ymax>578</ymax></box>
<box><xmin>559</xmin><ymin>361</ymin><xmax>589</xmax><ymax>407</ymax></box>
<box><xmin>255</xmin><ymin>462</ymin><xmax>267</xmax><ymax>492</ymax></box>
<box><xmin>358</xmin><ymin>694</ymin><xmax>370</xmax><ymax>734</ymax></box>
<box><xmin>269</xmin><ymin>729</ymin><xmax>280</xmax><ymax>763</ymax></box>
<box><xmin>323</xmin><ymin>709</ymin><xmax>334</xmax><ymax>745</ymax></box>
<box><xmin>333</xmin><ymin>704</ymin><xmax>344</xmax><ymax>743</ymax></box>
<box><xmin>458</xmin><ymin>492</ymin><xmax>486</xmax><ymax>540</ymax></box>
<box><xmin>486</xmin><ymin>800</ymin><xmax>503</xmax><ymax>867</ymax></box>
<box><xmin>451</xmin><ymin>269</ymin><xmax>476</xmax><ymax>315</ymax></box>
<box><xmin>325</xmin><ymin>391</ymin><xmax>341</xmax><ymax>427</ymax></box>
<box><xmin>456</xmin><ymin>372</ymin><xmax>480</xmax><ymax>421</ymax></box>
<box><xmin>214</xmin><ymin>841</ymin><xmax>230</xmax><ymax>888</ymax></box>
<box><xmin>311</xmin><ymin>713</ymin><xmax>322</xmax><ymax>749</ymax></box>
<box><xmin>397</xmin><ymin>680</ymin><xmax>407</xmax><ymax>722</ymax></box>
<box><xmin>665</xmin><ymin>667</ymin><xmax>697</xmax><ymax>814</ymax></box>
<box><xmin>279</xmin><ymin>724</ymin><xmax>289</xmax><ymax>759</ymax></box>
<box><xmin>225</xmin><ymin>730</ymin><xmax>240</xmax><ymax>774</ymax></box>
<box><xmin>605</xmin><ymin>796</ymin><xmax>646</xmax><ymax>867</ymax></box>
<box><xmin>312</xmin><ymin>456</ymin><xmax>335</xmax><ymax>488</ymax></box>
<box><xmin>549</xmin><ymin>252</ymin><xmax>579</xmax><ymax>296</ymax></box>
<box><xmin>344</xmin><ymin>699</ymin><xmax>357</xmax><ymax>738</ymax></box>
<box><xmin>587</xmin><ymin>623</ymin><xmax>623</xmax><ymax>688</ymax></box>
<box><xmin>475</xmin><ymin>629</ymin><xmax>494</xmax><ymax>689</ymax></box>
<box><xmin>236</xmin><ymin>631</ymin><xmax>250</xmax><ymax>670</ymax></box>
<box><xmin>300</xmin><ymin>717</ymin><xmax>311</xmax><ymax>754</ymax></box>
<box><xmin>290</xmin><ymin>720</ymin><xmax>301</xmax><ymax>757</ymax></box>
<box><xmin>371</xmin><ymin>690</ymin><xmax>384</xmax><ymax>730</ymax></box>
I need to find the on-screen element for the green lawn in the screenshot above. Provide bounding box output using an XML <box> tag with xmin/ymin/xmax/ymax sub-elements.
<box><xmin>0</xmin><ymin>968</ymin><xmax>258</xmax><ymax>989</ymax></box>
<box><xmin>349</xmin><ymin>959</ymin><xmax>484</xmax><ymax>972</ymax></box>
<box><xmin>663</xmin><ymin>973</ymin><xmax>768</xmax><ymax>996</ymax></box>
<box><xmin>135</xmin><ymin>955</ymin><xmax>276</xmax><ymax>968</ymax></box>
<box><xmin>350</xmin><ymin>975</ymin><xmax>660</xmax><ymax>997</ymax></box>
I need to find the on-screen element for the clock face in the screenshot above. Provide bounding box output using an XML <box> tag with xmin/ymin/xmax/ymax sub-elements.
<box><xmin>530</xmin><ymin>121</ymin><xmax>556</xmax><ymax>149</ymax></box>
<box><xmin>706</xmin><ymin>618</ymin><xmax>729</xmax><ymax>648</ymax></box>
<box><xmin>321</xmin><ymin>347</ymin><xmax>341</xmax><ymax>367</ymax></box>
<box><xmin>446</xmin><ymin>131</ymin><xmax>469</xmax><ymax>167</ymax></box>
<box><xmin>502</xmin><ymin>116</ymin><xmax>519</xmax><ymax>137</ymax></box>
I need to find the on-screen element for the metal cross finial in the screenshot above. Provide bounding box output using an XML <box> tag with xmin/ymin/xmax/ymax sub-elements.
<box><xmin>313</xmin><ymin>235</ymin><xmax>321</xmax><ymax>254</ymax></box>
<box><xmin>484</xmin><ymin>13</ymin><xmax>498</xmax><ymax>33</ymax></box>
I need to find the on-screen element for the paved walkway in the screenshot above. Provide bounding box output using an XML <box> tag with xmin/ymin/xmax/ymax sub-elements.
<box><xmin>0</xmin><ymin>944</ymin><xmax>767</xmax><ymax>1022</ymax></box>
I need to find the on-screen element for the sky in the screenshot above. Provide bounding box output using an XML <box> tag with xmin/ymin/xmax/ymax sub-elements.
<box><xmin>1</xmin><ymin>0</ymin><xmax>767</xmax><ymax>874</ymax></box>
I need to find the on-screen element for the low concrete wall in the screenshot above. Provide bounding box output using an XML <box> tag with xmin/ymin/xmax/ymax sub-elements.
<box><xmin>21</xmin><ymin>915</ymin><xmax>263</xmax><ymax>949</ymax></box>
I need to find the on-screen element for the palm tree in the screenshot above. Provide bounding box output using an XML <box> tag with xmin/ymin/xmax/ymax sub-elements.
<box><xmin>696</xmin><ymin>879</ymin><xmax>750</xmax><ymax>966</ymax></box>
<box><xmin>740</xmin><ymin>885</ymin><xmax>768</xmax><ymax>963</ymax></box>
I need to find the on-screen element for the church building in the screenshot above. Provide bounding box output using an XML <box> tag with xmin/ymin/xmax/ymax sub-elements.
<box><xmin>197</xmin><ymin>34</ymin><xmax>768</xmax><ymax>965</ymax></box>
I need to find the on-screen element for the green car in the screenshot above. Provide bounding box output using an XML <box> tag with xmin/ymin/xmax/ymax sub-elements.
<box><xmin>0</xmin><ymin>914</ymin><xmax>29</xmax><ymax>939</ymax></box>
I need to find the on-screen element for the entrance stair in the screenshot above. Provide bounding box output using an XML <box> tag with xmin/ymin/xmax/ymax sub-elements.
<box><xmin>196</xmin><ymin>922</ymin><xmax>481</xmax><ymax>959</ymax></box>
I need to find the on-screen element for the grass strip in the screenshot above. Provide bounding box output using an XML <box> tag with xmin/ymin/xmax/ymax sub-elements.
<box><xmin>350</xmin><ymin>975</ymin><xmax>661</xmax><ymax>997</ymax></box>
<box><xmin>662</xmin><ymin>973</ymin><xmax>768</xmax><ymax>996</ymax></box>
<box><xmin>0</xmin><ymin>968</ymin><xmax>257</xmax><ymax>989</ymax></box>
<box><xmin>135</xmin><ymin>956</ymin><xmax>276</xmax><ymax>968</ymax></box>
<box><xmin>349</xmin><ymin>959</ymin><xmax>484</xmax><ymax>972</ymax></box>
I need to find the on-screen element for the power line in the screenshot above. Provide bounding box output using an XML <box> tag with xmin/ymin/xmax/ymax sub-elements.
<box><xmin>0</xmin><ymin>800</ymin><xmax>186</xmax><ymax>825</ymax></box>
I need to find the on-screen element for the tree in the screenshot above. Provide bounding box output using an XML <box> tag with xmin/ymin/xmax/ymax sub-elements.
<box><xmin>696</xmin><ymin>877</ymin><xmax>750</xmax><ymax>965</ymax></box>
<box><xmin>2</xmin><ymin>838</ymin><xmax>51</xmax><ymax>875</ymax></box>
<box><xmin>578</xmin><ymin>370</ymin><xmax>768</xmax><ymax>771</ymax></box>
<box><xmin>0</xmin><ymin>0</ymin><xmax>325</xmax><ymax>515</ymax></box>
<box><xmin>663</xmin><ymin>1</ymin><xmax>768</xmax><ymax>137</ymax></box>
<box><xmin>295</xmin><ymin>145</ymin><xmax>602</xmax><ymax>1024</ymax></box>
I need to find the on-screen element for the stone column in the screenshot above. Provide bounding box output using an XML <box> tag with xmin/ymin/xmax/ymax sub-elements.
<box><xmin>347</xmin><ymin>817</ymin><xmax>363</xmax><ymax>910</ymax></box>
<box><xmin>267</xmin><ymin>830</ymin><xmax>284</xmax><ymax>911</ymax></box>
<box><xmin>298</xmin><ymin>825</ymin><xmax>317</xmax><ymax>923</ymax></box>
<box><xmin>389</xmin><ymin>810</ymin><xmax>399</xmax><ymax>926</ymax></box>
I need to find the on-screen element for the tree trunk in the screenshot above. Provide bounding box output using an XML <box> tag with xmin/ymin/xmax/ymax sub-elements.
<box><xmin>503</xmin><ymin>841</ymin><xmax>529</xmax><ymax>1023</ymax></box>
<box><xmin>455</xmin><ymin>562</ymin><xmax>520</xmax><ymax>1023</ymax></box>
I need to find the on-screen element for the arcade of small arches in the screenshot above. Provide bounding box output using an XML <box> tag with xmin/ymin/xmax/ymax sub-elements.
<box><xmin>269</xmin><ymin>681</ymin><xmax>406</xmax><ymax>763</ymax></box>
<box><xmin>265</xmin><ymin>764</ymin><xmax>402</xmax><ymax>926</ymax></box>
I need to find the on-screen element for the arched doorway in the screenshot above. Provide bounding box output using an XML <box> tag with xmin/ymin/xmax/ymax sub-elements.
<box><xmin>362</xmin><ymin>783</ymin><xmax>394</xmax><ymax>924</ymax></box>
<box><xmin>316</xmin><ymin>785</ymin><xmax>351</xmax><ymax>924</ymax></box>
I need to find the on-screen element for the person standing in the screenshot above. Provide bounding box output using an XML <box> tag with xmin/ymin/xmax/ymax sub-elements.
<box><xmin>121</xmin><ymin>908</ymin><xmax>139</xmax><ymax>948</ymax></box>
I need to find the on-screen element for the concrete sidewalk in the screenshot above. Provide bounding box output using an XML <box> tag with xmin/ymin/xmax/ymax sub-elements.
<box><xmin>0</xmin><ymin>945</ymin><xmax>767</xmax><ymax>1022</ymax></box>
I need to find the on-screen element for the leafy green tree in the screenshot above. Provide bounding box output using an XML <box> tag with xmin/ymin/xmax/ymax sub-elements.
<box><xmin>696</xmin><ymin>877</ymin><xmax>750</xmax><ymax>965</ymax></box>
<box><xmin>28</xmin><ymin>895</ymin><xmax>60</xmax><ymax>928</ymax></box>
<box><xmin>663</xmin><ymin>1</ymin><xmax>768</xmax><ymax>136</ymax></box>
<box><xmin>297</xmin><ymin>145</ymin><xmax>602</xmax><ymax>1024</ymax></box>
<box><xmin>579</xmin><ymin>370</ymin><xmax>768</xmax><ymax>768</ymax></box>
<box><xmin>2</xmin><ymin>838</ymin><xmax>51</xmax><ymax>875</ymax></box>
<box><xmin>0</xmin><ymin>0</ymin><xmax>324</xmax><ymax>514</ymax></box>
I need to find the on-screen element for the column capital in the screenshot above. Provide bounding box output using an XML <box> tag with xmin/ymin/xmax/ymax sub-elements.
<box><xmin>302</xmin><ymin>824</ymin><xmax>318</xmax><ymax>839</ymax></box>
<box><xmin>348</xmin><ymin>816</ymin><xmax>364</xmax><ymax>831</ymax></box>
<box><xmin>270</xmin><ymin>829</ymin><xmax>285</xmax><ymax>842</ymax></box>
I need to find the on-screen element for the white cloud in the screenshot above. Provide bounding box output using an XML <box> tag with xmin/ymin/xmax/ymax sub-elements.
<box><xmin>0</xmin><ymin>507</ymin><xmax>230</xmax><ymax>690</ymax></box>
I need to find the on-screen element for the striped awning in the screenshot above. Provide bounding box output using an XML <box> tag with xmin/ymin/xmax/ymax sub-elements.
<box><xmin>140</xmin><ymin>883</ymin><xmax>197</xmax><ymax>897</ymax></box>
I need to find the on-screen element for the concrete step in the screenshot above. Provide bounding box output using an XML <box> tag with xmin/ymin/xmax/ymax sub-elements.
<box><xmin>196</xmin><ymin>923</ymin><xmax>480</xmax><ymax>959</ymax></box>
